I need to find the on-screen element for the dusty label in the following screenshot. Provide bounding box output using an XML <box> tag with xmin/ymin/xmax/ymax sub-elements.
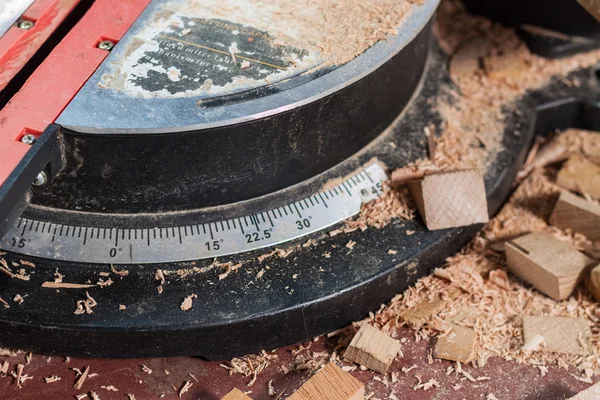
<box><xmin>100</xmin><ymin>10</ymin><xmax>318</xmax><ymax>99</ymax></box>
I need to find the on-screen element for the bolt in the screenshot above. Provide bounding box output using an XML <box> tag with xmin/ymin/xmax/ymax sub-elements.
<box><xmin>18</xmin><ymin>20</ymin><xmax>34</xmax><ymax>30</ymax></box>
<box><xmin>20</xmin><ymin>134</ymin><xmax>36</xmax><ymax>145</ymax></box>
<box><xmin>97</xmin><ymin>40</ymin><xmax>115</xmax><ymax>51</ymax></box>
<box><xmin>33</xmin><ymin>171</ymin><xmax>47</xmax><ymax>186</ymax></box>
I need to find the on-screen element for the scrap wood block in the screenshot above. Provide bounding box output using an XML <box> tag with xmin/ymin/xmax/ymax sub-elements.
<box><xmin>556</xmin><ymin>154</ymin><xmax>600</xmax><ymax>199</ymax></box>
<box><xmin>550</xmin><ymin>191</ymin><xmax>600</xmax><ymax>242</ymax></box>
<box><xmin>433</xmin><ymin>324</ymin><xmax>476</xmax><ymax>363</ymax></box>
<box><xmin>288</xmin><ymin>363</ymin><xmax>364</xmax><ymax>400</ymax></box>
<box><xmin>402</xmin><ymin>298</ymin><xmax>446</xmax><ymax>327</ymax></box>
<box><xmin>589</xmin><ymin>264</ymin><xmax>600</xmax><ymax>303</ymax></box>
<box><xmin>343</xmin><ymin>324</ymin><xmax>401</xmax><ymax>374</ymax></box>
<box><xmin>522</xmin><ymin>316</ymin><xmax>591</xmax><ymax>355</ymax></box>
<box><xmin>505</xmin><ymin>231</ymin><xmax>594</xmax><ymax>300</ymax></box>
<box><xmin>569</xmin><ymin>381</ymin><xmax>600</xmax><ymax>399</ymax></box>
<box><xmin>222</xmin><ymin>388</ymin><xmax>252</xmax><ymax>400</ymax></box>
<box><xmin>407</xmin><ymin>170</ymin><xmax>489</xmax><ymax>231</ymax></box>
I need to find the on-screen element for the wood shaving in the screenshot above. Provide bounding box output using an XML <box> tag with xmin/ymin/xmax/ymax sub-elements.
<box><xmin>74</xmin><ymin>292</ymin><xmax>97</xmax><ymax>315</ymax></box>
<box><xmin>180</xmin><ymin>294</ymin><xmax>197</xmax><ymax>311</ymax></box>
<box><xmin>89</xmin><ymin>391</ymin><xmax>100</xmax><ymax>400</ymax></box>
<box><xmin>74</xmin><ymin>365</ymin><xmax>90</xmax><ymax>390</ymax></box>
<box><xmin>178</xmin><ymin>380</ymin><xmax>193</xmax><ymax>398</ymax></box>
<box><xmin>14</xmin><ymin>364</ymin><xmax>23</xmax><ymax>388</ymax></box>
<box><xmin>45</xmin><ymin>375</ymin><xmax>61</xmax><ymax>383</ymax></box>
<box><xmin>43</xmin><ymin>282</ymin><xmax>96</xmax><ymax>289</ymax></box>
<box><xmin>111</xmin><ymin>265</ymin><xmax>129</xmax><ymax>276</ymax></box>
<box><xmin>141</xmin><ymin>364</ymin><xmax>152</xmax><ymax>374</ymax></box>
<box><xmin>0</xmin><ymin>296</ymin><xmax>9</xmax><ymax>309</ymax></box>
<box><xmin>101</xmin><ymin>385</ymin><xmax>119</xmax><ymax>391</ymax></box>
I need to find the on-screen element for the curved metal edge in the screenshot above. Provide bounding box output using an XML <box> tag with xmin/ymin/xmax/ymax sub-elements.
<box><xmin>55</xmin><ymin>0</ymin><xmax>440</xmax><ymax>133</ymax></box>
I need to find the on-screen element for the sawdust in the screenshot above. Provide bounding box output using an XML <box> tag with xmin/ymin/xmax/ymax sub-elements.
<box><xmin>371</xmin><ymin>143</ymin><xmax>600</xmax><ymax>377</ymax></box>
<box><xmin>168</xmin><ymin>0</ymin><xmax>417</xmax><ymax>68</ymax></box>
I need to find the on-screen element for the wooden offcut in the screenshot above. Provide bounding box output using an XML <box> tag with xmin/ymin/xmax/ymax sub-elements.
<box><xmin>343</xmin><ymin>324</ymin><xmax>401</xmax><ymax>374</ymax></box>
<box><xmin>589</xmin><ymin>264</ymin><xmax>600</xmax><ymax>303</ymax></box>
<box><xmin>522</xmin><ymin>316</ymin><xmax>591</xmax><ymax>355</ymax></box>
<box><xmin>402</xmin><ymin>298</ymin><xmax>446</xmax><ymax>327</ymax></box>
<box><xmin>550</xmin><ymin>191</ymin><xmax>600</xmax><ymax>242</ymax></box>
<box><xmin>221</xmin><ymin>388</ymin><xmax>252</xmax><ymax>400</ymax></box>
<box><xmin>288</xmin><ymin>363</ymin><xmax>364</xmax><ymax>400</ymax></box>
<box><xmin>569</xmin><ymin>381</ymin><xmax>600</xmax><ymax>399</ymax></box>
<box><xmin>433</xmin><ymin>324</ymin><xmax>476</xmax><ymax>363</ymax></box>
<box><xmin>556</xmin><ymin>155</ymin><xmax>600</xmax><ymax>199</ymax></box>
<box><xmin>505</xmin><ymin>232</ymin><xmax>593</xmax><ymax>300</ymax></box>
<box><xmin>407</xmin><ymin>170</ymin><xmax>489</xmax><ymax>230</ymax></box>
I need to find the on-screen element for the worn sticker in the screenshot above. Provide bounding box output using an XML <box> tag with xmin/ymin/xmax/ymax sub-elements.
<box><xmin>99</xmin><ymin>9</ymin><xmax>319</xmax><ymax>99</ymax></box>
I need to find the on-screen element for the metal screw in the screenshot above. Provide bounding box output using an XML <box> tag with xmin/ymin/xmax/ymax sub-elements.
<box><xmin>20</xmin><ymin>134</ymin><xmax>36</xmax><ymax>145</ymax></box>
<box><xmin>33</xmin><ymin>171</ymin><xmax>47</xmax><ymax>186</ymax></box>
<box><xmin>97</xmin><ymin>40</ymin><xmax>115</xmax><ymax>51</ymax></box>
<box><xmin>18</xmin><ymin>20</ymin><xmax>34</xmax><ymax>30</ymax></box>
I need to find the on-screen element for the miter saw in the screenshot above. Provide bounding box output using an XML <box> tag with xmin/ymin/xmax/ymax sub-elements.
<box><xmin>0</xmin><ymin>0</ymin><xmax>598</xmax><ymax>359</ymax></box>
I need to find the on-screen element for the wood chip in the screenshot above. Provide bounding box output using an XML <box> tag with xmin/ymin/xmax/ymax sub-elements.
<box><xmin>434</xmin><ymin>324</ymin><xmax>476</xmax><ymax>363</ymax></box>
<box><xmin>178</xmin><ymin>380</ymin><xmax>193</xmax><ymax>398</ymax></box>
<box><xmin>569</xmin><ymin>381</ymin><xmax>600</xmax><ymax>399</ymax></box>
<box><xmin>550</xmin><ymin>191</ymin><xmax>600</xmax><ymax>242</ymax></box>
<box><xmin>221</xmin><ymin>388</ymin><xmax>253</xmax><ymax>399</ymax></box>
<box><xmin>141</xmin><ymin>364</ymin><xmax>152</xmax><ymax>374</ymax></box>
<box><xmin>89</xmin><ymin>391</ymin><xmax>100</xmax><ymax>400</ymax></box>
<box><xmin>288</xmin><ymin>363</ymin><xmax>364</xmax><ymax>400</ymax></box>
<box><xmin>506</xmin><ymin>231</ymin><xmax>594</xmax><ymax>300</ymax></box>
<box><xmin>74</xmin><ymin>365</ymin><xmax>90</xmax><ymax>390</ymax></box>
<box><xmin>45</xmin><ymin>375</ymin><xmax>61</xmax><ymax>383</ymax></box>
<box><xmin>402</xmin><ymin>298</ymin><xmax>446</xmax><ymax>327</ymax></box>
<box><xmin>180</xmin><ymin>294</ymin><xmax>197</xmax><ymax>311</ymax></box>
<box><xmin>556</xmin><ymin>154</ymin><xmax>600</xmax><ymax>198</ymax></box>
<box><xmin>343</xmin><ymin>324</ymin><xmax>402</xmax><ymax>374</ymax></box>
<box><xmin>14</xmin><ymin>364</ymin><xmax>23</xmax><ymax>388</ymax></box>
<box><xmin>407</xmin><ymin>170</ymin><xmax>489</xmax><ymax>230</ymax></box>
<box><xmin>42</xmin><ymin>282</ymin><xmax>96</xmax><ymax>289</ymax></box>
<box><xmin>522</xmin><ymin>316</ymin><xmax>592</xmax><ymax>355</ymax></box>
<box><xmin>101</xmin><ymin>385</ymin><xmax>118</xmax><ymax>391</ymax></box>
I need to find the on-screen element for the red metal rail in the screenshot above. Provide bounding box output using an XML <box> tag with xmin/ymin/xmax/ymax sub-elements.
<box><xmin>0</xmin><ymin>0</ymin><xmax>151</xmax><ymax>186</ymax></box>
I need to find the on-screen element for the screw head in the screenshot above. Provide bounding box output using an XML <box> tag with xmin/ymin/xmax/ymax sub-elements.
<box><xmin>98</xmin><ymin>40</ymin><xmax>115</xmax><ymax>51</ymax></box>
<box><xmin>18</xmin><ymin>20</ymin><xmax>34</xmax><ymax>30</ymax></box>
<box><xmin>20</xmin><ymin>134</ymin><xmax>36</xmax><ymax>145</ymax></box>
<box><xmin>33</xmin><ymin>171</ymin><xmax>47</xmax><ymax>187</ymax></box>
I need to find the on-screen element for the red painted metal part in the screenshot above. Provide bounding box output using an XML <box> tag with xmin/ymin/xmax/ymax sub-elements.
<box><xmin>0</xmin><ymin>0</ymin><xmax>80</xmax><ymax>92</ymax></box>
<box><xmin>0</xmin><ymin>0</ymin><xmax>151</xmax><ymax>186</ymax></box>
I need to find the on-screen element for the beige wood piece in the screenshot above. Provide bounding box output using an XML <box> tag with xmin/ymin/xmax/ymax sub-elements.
<box><xmin>288</xmin><ymin>363</ymin><xmax>364</xmax><ymax>400</ymax></box>
<box><xmin>343</xmin><ymin>324</ymin><xmax>402</xmax><ymax>374</ymax></box>
<box><xmin>550</xmin><ymin>191</ymin><xmax>600</xmax><ymax>242</ymax></box>
<box><xmin>569</xmin><ymin>381</ymin><xmax>600</xmax><ymax>399</ymax></box>
<box><xmin>402</xmin><ymin>298</ymin><xmax>446</xmax><ymax>327</ymax></box>
<box><xmin>407</xmin><ymin>170</ymin><xmax>489</xmax><ymax>231</ymax></box>
<box><xmin>556</xmin><ymin>155</ymin><xmax>600</xmax><ymax>199</ymax></box>
<box><xmin>522</xmin><ymin>316</ymin><xmax>592</xmax><ymax>355</ymax></box>
<box><xmin>222</xmin><ymin>388</ymin><xmax>252</xmax><ymax>400</ymax></box>
<box><xmin>483</xmin><ymin>49</ymin><xmax>529</xmax><ymax>80</ymax></box>
<box><xmin>589</xmin><ymin>264</ymin><xmax>600</xmax><ymax>303</ymax></box>
<box><xmin>449</xmin><ymin>38</ymin><xmax>487</xmax><ymax>82</ymax></box>
<box><xmin>433</xmin><ymin>324</ymin><xmax>476</xmax><ymax>363</ymax></box>
<box><xmin>505</xmin><ymin>232</ymin><xmax>593</xmax><ymax>300</ymax></box>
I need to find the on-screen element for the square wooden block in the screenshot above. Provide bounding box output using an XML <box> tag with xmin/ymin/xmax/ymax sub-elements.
<box><xmin>343</xmin><ymin>324</ymin><xmax>401</xmax><ymax>374</ymax></box>
<box><xmin>288</xmin><ymin>363</ymin><xmax>364</xmax><ymax>400</ymax></box>
<box><xmin>433</xmin><ymin>324</ymin><xmax>476</xmax><ymax>363</ymax></box>
<box><xmin>407</xmin><ymin>170</ymin><xmax>489</xmax><ymax>230</ymax></box>
<box><xmin>522</xmin><ymin>316</ymin><xmax>591</xmax><ymax>355</ymax></box>
<box><xmin>506</xmin><ymin>232</ymin><xmax>593</xmax><ymax>300</ymax></box>
<box><xmin>550</xmin><ymin>191</ymin><xmax>600</xmax><ymax>242</ymax></box>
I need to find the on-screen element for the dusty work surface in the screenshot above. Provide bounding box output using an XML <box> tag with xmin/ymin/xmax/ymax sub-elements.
<box><xmin>0</xmin><ymin>329</ymin><xmax>596</xmax><ymax>400</ymax></box>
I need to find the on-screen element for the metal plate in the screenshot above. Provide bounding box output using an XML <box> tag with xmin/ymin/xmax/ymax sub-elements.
<box><xmin>0</xmin><ymin>164</ymin><xmax>387</xmax><ymax>263</ymax></box>
<box><xmin>55</xmin><ymin>0</ymin><xmax>438</xmax><ymax>132</ymax></box>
